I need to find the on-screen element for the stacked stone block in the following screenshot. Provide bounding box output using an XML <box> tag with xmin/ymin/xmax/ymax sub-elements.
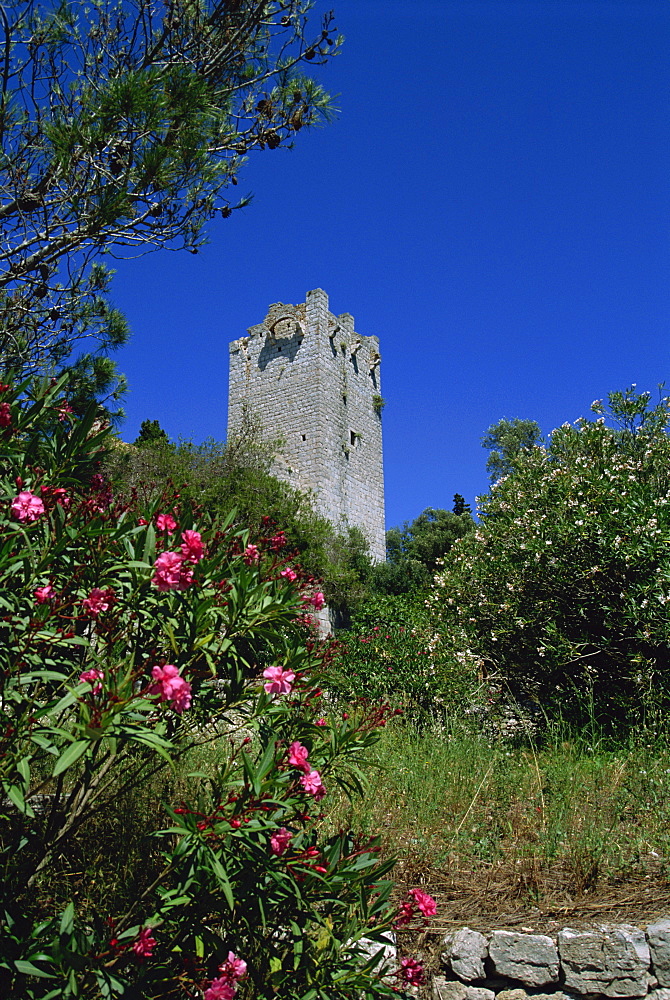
<box><xmin>433</xmin><ymin>921</ymin><xmax>670</xmax><ymax>1000</ymax></box>
<box><xmin>228</xmin><ymin>289</ymin><xmax>385</xmax><ymax>562</ymax></box>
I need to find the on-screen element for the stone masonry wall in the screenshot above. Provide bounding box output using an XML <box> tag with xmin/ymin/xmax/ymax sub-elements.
<box><xmin>228</xmin><ymin>289</ymin><xmax>385</xmax><ymax>563</ymax></box>
<box><xmin>433</xmin><ymin>921</ymin><xmax>670</xmax><ymax>1000</ymax></box>
<box><xmin>365</xmin><ymin>920</ymin><xmax>670</xmax><ymax>1000</ymax></box>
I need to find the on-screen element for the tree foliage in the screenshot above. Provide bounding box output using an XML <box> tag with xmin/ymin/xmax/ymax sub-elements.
<box><xmin>372</xmin><ymin>506</ymin><xmax>474</xmax><ymax>595</ymax></box>
<box><xmin>0</xmin><ymin>0</ymin><xmax>339</xmax><ymax>374</ymax></box>
<box><xmin>329</xmin><ymin>592</ymin><xmax>477</xmax><ymax>721</ymax></box>
<box><xmin>109</xmin><ymin>413</ymin><xmax>374</xmax><ymax>611</ymax></box>
<box><xmin>431</xmin><ymin>388</ymin><xmax>670</xmax><ymax>728</ymax></box>
<box><xmin>482</xmin><ymin>416</ymin><xmax>543</xmax><ymax>482</ymax></box>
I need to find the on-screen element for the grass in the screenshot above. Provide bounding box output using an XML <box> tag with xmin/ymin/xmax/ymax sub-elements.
<box><xmin>37</xmin><ymin>710</ymin><xmax>670</xmax><ymax>930</ymax></box>
<box><xmin>325</xmin><ymin>715</ymin><xmax>670</xmax><ymax>910</ymax></box>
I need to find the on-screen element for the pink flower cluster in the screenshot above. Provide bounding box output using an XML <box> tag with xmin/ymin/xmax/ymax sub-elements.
<box><xmin>409</xmin><ymin>887</ymin><xmax>437</xmax><ymax>917</ymax></box>
<box><xmin>156</xmin><ymin>512</ymin><xmax>177</xmax><ymax>533</ymax></box>
<box><xmin>270</xmin><ymin>826</ymin><xmax>293</xmax><ymax>856</ymax></box>
<box><xmin>302</xmin><ymin>590</ymin><xmax>325</xmax><ymax>610</ymax></box>
<box><xmin>269</xmin><ymin>531</ymin><xmax>286</xmax><ymax>551</ymax></box>
<box><xmin>82</xmin><ymin>587</ymin><xmax>116</xmax><ymax>617</ymax></box>
<box><xmin>151</xmin><ymin>531</ymin><xmax>203</xmax><ymax>590</ymax></box>
<box><xmin>280</xmin><ymin>567</ymin><xmax>297</xmax><ymax>582</ymax></box>
<box><xmin>398</xmin><ymin>956</ymin><xmax>425</xmax><ymax>985</ymax></box>
<box><xmin>0</xmin><ymin>401</ymin><xmax>11</xmax><ymax>427</ymax></box>
<box><xmin>35</xmin><ymin>583</ymin><xmax>55</xmax><ymax>604</ymax></box>
<box><xmin>288</xmin><ymin>740</ymin><xmax>310</xmax><ymax>770</ymax></box>
<box><xmin>262</xmin><ymin>665</ymin><xmax>295</xmax><ymax>696</ymax></box>
<box><xmin>181</xmin><ymin>529</ymin><xmax>204</xmax><ymax>563</ymax></box>
<box><xmin>79</xmin><ymin>668</ymin><xmax>104</xmax><ymax>695</ymax></box>
<box><xmin>132</xmin><ymin>926</ymin><xmax>156</xmax><ymax>958</ymax></box>
<box><xmin>152</xmin><ymin>551</ymin><xmax>193</xmax><ymax>591</ymax></box>
<box><xmin>11</xmin><ymin>491</ymin><xmax>44</xmax><ymax>522</ymax></box>
<box><xmin>300</xmin><ymin>769</ymin><xmax>326</xmax><ymax>800</ymax></box>
<box><xmin>148</xmin><ymin>664</ymin><xmax>192</xmax><ymax>713</ymax></box>
<box><xmin>394</xmin><ymin>887</ymin><xmax>437</xmax><ymax>926</ymax></box>
<box><xmin>203</xmin><ymin>951</ymin><xmax>247</xmax><ymax>1000</ymax></box>
<box><xmin>286</xmin><ymin>741</ymin><xmax>326</xmax><ymax>800</ymax></box>
<box><xmin>243</xmin><ymin>543</ymin><xmax>260</xmax><ymax>565</ymax></box>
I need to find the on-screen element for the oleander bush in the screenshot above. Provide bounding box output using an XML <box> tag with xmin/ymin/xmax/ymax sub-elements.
<box><xmin>329</xmin><ymin>594</ymin><xmax>479</xmax><ymax>721</ymax></box>
<box><xmin>0</xmin><ymin>376</ymin><xmax>432</xmax><ymax>999</ymax></box>
<box><xmin>429</xmin><ymin>387</ymin><xmax>670</xmax><ymax>729</ymax></box>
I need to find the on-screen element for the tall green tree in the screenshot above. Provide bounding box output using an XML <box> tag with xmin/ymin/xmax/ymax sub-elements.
<box><xmin>372</xmin><ymin>506</ymin><xmax>474</xmax><ymax>595</ymax></box>
<box><xmin>0</xmin><ymin>1</ymin><xmax>340</xmax><ymax>376</ymax></box>
<box><xmin>482</xmin><ymin>417</ymin><xmax>543</xmax><ymax>482</ymax></box>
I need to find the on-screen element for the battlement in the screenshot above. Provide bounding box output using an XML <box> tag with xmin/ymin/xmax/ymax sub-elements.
<box><xmin>228</xmin><ymin>289</ymin><xmax>385</xmax><ymax>563</ymax></box>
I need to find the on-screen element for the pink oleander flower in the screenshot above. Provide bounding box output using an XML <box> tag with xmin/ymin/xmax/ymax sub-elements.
<box><xmin>0</xmin><ymin>402</ymin><xmax>11</xmax><ymax>428</ymax></box>
<box><xmin>270</xmin><ymin>826</ymin><xmax>293</xmax><ymax>856</ymax></box>
<box><xmin>41</xmin><ymin>486</ymin><xmax>70</xmax><ymax>509</ymax></box>
<box><xmin>156</xmin><ymin>512</ymin><xmax>177</xmax><ymax>533</ymax></box>
<box><xmin>35</xmin><ymin>584</ymin><xmax>55</xmax><ymax>604</ymax></box>
<box><xmin>262</xmin><ymin>665</ymin><xmax>295</xmax><ymax>696</ymax></box>
<box><xmin>203</xmin><ymin>978</ymin><xmax>236</xmax><ymax>1000</ymax></box>
<box><xmin>218</xmin><ymin>951</ymin><xmax>247</xmax><ymax>983</ymax></box>
<box><xmin>57</xmin><ymin>402</ymin><xmax>74</xmax><ymax>422</ymax></box>
<box><xmin>152</xmin><ymin>551</ymin><xmax>194</xmax><ymax>591</ymax></box>
<box><xmin>79</xmin><ymin>668</ymin><xmax>104</xmax><ymax>695</ymax></box>
<box><xmin>243</xmin><ymin>543</ymin><xmax>260</xmax><ymax>565</ymax></box>
<box><xmin>409</xmin><ymin>887</ymin><xmax>437</xmax><ymax>918</ymax></box>
<box><xmin>394</xmin><ymin>900</ymin><xmax>414</xmax><ymax>927</ymax></box>
<box><xmin>309</xmin><ymin>591</ymin><xmax>325</xmax><ymax>610</ymax></box>
<box><xmin>288</xmin><ymin>741</ymin><xmax>310</xmax><ymax>772</ymax></box>
<box><xmin>132</xmin><ymin>926</ymin><xmax>156</xmax><ymax>958</ymax></box>
<box><xmin>315</xmin><ymin>717</ymin><xmax>327</xmax><ymax>726</ymax></box>
<box><xmin>82</xmin><ymin>587</ymin><xmax>116</xmax><ymax>617</ymax></box>
<box><xmin>149</xmin><ymin>664</ymin><xmax>192</xmax><ymax>713</ymax></box>
<box><xmin>11</xmin><ymin>491</ymin><xmax>45</xmax><ymax>523</ymax></box>
<box><xmin>280</xmin><ymin>567</ymin><xmax>297</xmax><ymax>582</ymax></box>
<box><xmin>270</xmin><ymin>531</ymin><xmax>286</xmax><ymax>551</ymax></box>
<box><xmin>300</xmin><ymin>769</ymin><xmax>326</xmax><ymax>801</ymax></box>
<box><xmin>398</xmin><ymin>956</ymin><xmax>425</xmax><ymax>985</ymax></box>
<box><xmin>180</xmin><ymin>529</ymin><xmax>204</xmax><ymax>563</ymax></box>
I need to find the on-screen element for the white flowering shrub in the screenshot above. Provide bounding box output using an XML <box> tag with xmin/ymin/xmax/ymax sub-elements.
<box><xmin>430</xmin><ymin>388</ymin><xmax>670</xmax><ymax>728</ymax></box>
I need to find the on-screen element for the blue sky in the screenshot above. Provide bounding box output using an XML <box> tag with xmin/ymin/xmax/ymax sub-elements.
<box><xmin>111</xmin><ymin>0</ymin><xmax>670</xmax><ymax>530</ymax></box>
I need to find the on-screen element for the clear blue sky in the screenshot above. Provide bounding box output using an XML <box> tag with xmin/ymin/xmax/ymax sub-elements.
<box><xmin>111</xmin><ymin>0</ymin><xmax>670</xmax><ymax>530</ymax></box>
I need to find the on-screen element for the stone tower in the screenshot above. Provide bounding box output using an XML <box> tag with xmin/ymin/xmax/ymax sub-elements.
<box><xmin>228</xmin><ymin>289</ymin><xmax>385</xmax><ymax>563</ymax></box>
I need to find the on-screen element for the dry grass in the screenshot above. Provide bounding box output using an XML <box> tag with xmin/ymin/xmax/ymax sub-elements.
<box><xmin>327</xmin><ymin>718</ymin><xmax>670</xmax><ymax>917</ymax></box>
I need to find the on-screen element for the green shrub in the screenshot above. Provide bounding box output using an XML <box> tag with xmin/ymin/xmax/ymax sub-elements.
<box><xmin>0</xmin><ymin>376</ymin><xmax>432</xmax><ymax>999</ymax></box>
<box><xmin>330</xmin><ymin>594</ymin><xmax>479</xmax><ymax>720</ymax></box>
<box><xmin>430</xmin><ymin>387</ymin><xmax>670</xmax><ymax>729</ymax></box>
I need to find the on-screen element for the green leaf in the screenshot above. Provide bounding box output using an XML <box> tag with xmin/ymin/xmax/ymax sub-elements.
<box><xmin>59</xmin><ymin>902</ymin><xmax>75</xmax><ymax>937</ymax></box>
<box><xmin>14</xmin><ymin>959</ymin><xmax>55</xmax><ymax>978</ymax></box>
<box><xmin>52</xmin><ymin>739</ymin><xmax>89</xmax><ymax>776</ymax></box>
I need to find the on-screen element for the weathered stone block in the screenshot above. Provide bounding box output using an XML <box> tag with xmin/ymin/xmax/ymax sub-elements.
<box><xmin>558</xmin><ymin>925</ymin><xmax>650</xmax><ymax>997</ymax></box>
<box><xmin>531</xmin><ymin>993</ymin><xmax>575</xmax><ymax>1000</ymax></box>
<box><xmin>431</xmin><ymin>977</ymin><xmax>494</xmax><ymax>1000</ymax></box>
<box><xmin>648</xmin><ymin>920</ymin><xmax>670</xmax><ymax>987</ymax></box>
<box><xmin>442</xmin><ymin>927</ymin><xmax>489</xmax><ymax>981</ymax></box>
<box><xmin>489</xmin><ymin>930</ymin><xmax>559</xmax><ymax>986</ymax></box>
<box><xmin>495</xmin><ymin>990</ymin><xmax>529</xmax><ymax>1000</ymax></box>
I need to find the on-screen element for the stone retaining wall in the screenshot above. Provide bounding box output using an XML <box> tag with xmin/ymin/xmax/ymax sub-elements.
<box><xmin>433</xmin><ymin>921</ymin><xmax>670</xmax><ymax>1000</ymax></box>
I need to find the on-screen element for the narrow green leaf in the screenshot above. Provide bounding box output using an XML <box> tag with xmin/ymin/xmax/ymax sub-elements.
<box><xmin>59</xmin><ymin>902</ymin><xmax>75</xmax><ymax>937</ymax></box>
<box><xmin>52</xmin><ymin>740</ymin><xmax>89</xmax><ymax>776</ymax></box>
<box><xmin>14</xmin><ymin>959</ymin><xmax>55</xmax><ymax>978</ymax></box>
